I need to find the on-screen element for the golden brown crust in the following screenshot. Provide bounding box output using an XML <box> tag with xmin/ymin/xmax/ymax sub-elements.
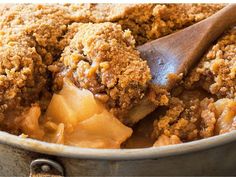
<box><xmin>153</xmin><ymin>90</ymin><xmax>217</xmax><ymax>143</ymax></box>
<box><xmin>185</xmin><ymin>27</ymin><xmax>236</xmax><ymax>98</ymax></box>
<box><xmin>148</xmin><ymin>4</ymin><xmax>223</xmax><ymax>43</ymax></box>
<box><xmin>0</xmin><ymin>28</ymin><xmax>47</xmax><ymax>118</ymax></box>
<box><xmin>84</xmin><ymin>4</ymin><xmax>223</xmax><ymax>45</ymax></box>
<box><xmin>52</xmin><ymin>22</ymin><xmax>151</xmax><ymax>120</ymax></box>
<box><xmin>0</xmin><ymin>4</ymin><xmax>73</xmax><ymax>122</ymax></box>
<box><xmin>66</xmin><ymin>4</ymin><xmax>223</xmax><ymax>45</ymax></box>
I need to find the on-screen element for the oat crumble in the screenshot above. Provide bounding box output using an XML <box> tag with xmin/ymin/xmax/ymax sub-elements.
<box><xmin>0</xmin><ymin>4</ymin><xmax>235</xmax><ymax>149</ymax></box>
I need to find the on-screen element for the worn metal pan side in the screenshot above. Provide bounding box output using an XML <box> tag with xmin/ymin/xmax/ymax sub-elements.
<box><xmin>0</xmin><ymin>131</ymin><xmax>236</xmax><ymax>176</ymax></box>
<box><xmin>0</xmin><ymin>130</ymin><xmax>235</xmax><ymax>160</ymax></box>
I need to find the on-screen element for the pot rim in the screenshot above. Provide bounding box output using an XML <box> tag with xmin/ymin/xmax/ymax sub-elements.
<box><xmin>0</xmin><ymin>130</ymin><xmax>235</xmax><ymax>160</ymax></box>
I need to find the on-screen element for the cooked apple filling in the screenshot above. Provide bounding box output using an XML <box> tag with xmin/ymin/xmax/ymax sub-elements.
<box><xmin>0</xmin><ymin>4</ymin><xmax>235</xmax><ymax>149</ymax></box>
<box><xmin>23</xmin><ymin>79</ymin><xmax>132</xmax><ymax>148</ymax></box>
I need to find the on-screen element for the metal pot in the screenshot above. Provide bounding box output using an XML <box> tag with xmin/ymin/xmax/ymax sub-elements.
<box><xmin>0</xmin><ymin>130</ymin><xmax>236</xmax><ymax>176</ymax></box>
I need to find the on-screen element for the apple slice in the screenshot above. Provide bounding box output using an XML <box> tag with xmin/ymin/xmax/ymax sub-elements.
<box><xmin>46</xmin><ymin>94</ymin><xmax>77</xmax><ymax>126</ymax></box>
<box><xmin>46</xmin><ymin>79</ymin><xmax>101</xmax><ymax>127</ymax></box>
<box><xmin>46</xmin><ymin>79</ymin><xmax>133</xmax><ymax>148</ymax></box>
<box><xmin>60</xmin><ymin>80</ymin><xmax>102</xmax><ymax>120</ymax></box>
<box><xmin>21</xmin><ymin>105</ymin><xmax>44</xmax><ymax>139</ymax></box>
<box><xmin>65</xmin><ymin>110</ymin><xmax>133</xmax><ymax>148</ymax></box>
<box><xmin>214</xmin><ymin>99</ymin><xmax>236</xmax><ymax>134</ymax></box>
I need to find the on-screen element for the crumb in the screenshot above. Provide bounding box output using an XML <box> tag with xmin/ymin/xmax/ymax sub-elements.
<box><xmin>52</xmin><ymin>22</ymin><xmax>151</xmax><ymax>121</ymax></box>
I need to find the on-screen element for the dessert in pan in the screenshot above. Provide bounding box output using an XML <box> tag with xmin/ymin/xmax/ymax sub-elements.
<box><xmin>0</xmin><ymin>4</ymin><xmax>235</xmax><ymax>149</ymax></box>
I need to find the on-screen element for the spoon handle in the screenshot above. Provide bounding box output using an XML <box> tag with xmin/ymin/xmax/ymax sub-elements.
<box><xmin>202</xmin><ymin>4</ymin><xmax>236</xmax><ymax>41</ymax></box>
<box><xmin>212</xmin><ymin>4</ymin><xmax>236</xmax><ymax>25</ymax></box>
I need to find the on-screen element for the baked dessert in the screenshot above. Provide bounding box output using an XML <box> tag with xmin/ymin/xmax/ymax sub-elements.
<box><xmin>0</xmin><ymin>4</ymin><xmax>235</xmax><ymax>149</ymax></box>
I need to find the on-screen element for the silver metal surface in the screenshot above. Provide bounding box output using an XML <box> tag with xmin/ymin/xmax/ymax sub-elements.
<box><xmin>0</xmin><ymin>130</ymin><xmax>235</xmax><ymax>175</ymax></box>
<box><xmin>30</xmin><ymin>158</ymin><xmax>64</xmax><ymax>176</ymax></box>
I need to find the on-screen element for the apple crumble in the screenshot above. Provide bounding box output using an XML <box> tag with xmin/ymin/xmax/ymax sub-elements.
<box><xmin>0</xmin><ymin>4</ymin><xmax>235</xmax><ymax>149</ymax></box>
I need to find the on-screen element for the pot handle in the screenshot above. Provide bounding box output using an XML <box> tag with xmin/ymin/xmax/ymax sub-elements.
<box><xmin>30</xmin><ymin>158</ymin><xmax>64</xmax><ymax>177</ymax></box>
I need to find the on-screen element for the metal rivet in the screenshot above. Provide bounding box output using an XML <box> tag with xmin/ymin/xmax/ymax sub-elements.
<box><xmin>41</xmin><ymin>164</ymin><xmax>51</xmax><ymax>172</ymax></box>
<box><xmin>30</xmin><ymin>158</ymin><xmax>64</xmax><ymax>176</ymax></box>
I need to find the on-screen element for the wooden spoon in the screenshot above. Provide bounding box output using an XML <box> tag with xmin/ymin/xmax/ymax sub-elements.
<box><xmin>127</xmin><ymin>4</ymin><xmax>236</xmax><ymax>125</ymax></box>
<box><xmin>138</xmin><ymin>4</ymin><xmax>236</xmax><ymax>90</ymax></box>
